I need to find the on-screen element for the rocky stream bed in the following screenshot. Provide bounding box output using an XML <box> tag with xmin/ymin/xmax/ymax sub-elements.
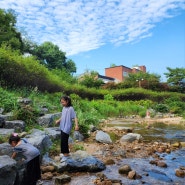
<box><xmin>40</xmin><ymin>117</ymin><xmax>185</xmax><ymax>185</ymax></box>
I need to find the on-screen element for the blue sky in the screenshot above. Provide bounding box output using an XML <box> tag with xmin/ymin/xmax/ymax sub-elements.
<box><xmin>1</xmin><ymin>0</ymin><xmax>185</xmax><ymax>82</ymax></box>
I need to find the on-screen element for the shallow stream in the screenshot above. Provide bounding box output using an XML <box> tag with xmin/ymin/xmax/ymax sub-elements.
<box><xmin>43</xmin><ymin>120</ymin><xmax>185</xmax><ymax>185</ymax></box>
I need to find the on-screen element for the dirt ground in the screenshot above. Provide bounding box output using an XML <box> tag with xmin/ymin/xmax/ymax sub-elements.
<box><xmin>144</xmin><ymin>116</ymin><xmax>185</xmax><ymax>124</ymax></box>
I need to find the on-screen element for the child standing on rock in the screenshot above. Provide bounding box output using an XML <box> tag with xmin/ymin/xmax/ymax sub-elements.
<box><xmin>55</xmin><ymin>95</ymin><xmax>79</xmax><ymax>162</ymax></box>
<box><xmin>9</xmin><ymin>133</ymin><xmax>42</xmax><ymax>185</ymax></box>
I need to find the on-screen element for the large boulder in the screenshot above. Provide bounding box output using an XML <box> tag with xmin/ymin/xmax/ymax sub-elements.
<box><xmin>0</xmin><ymin>129</ymin><xmax>52</xmax><ymax>157</ymax></box>
<box><xmin>51</xmin><ymin>151</ymin><xmax>106</xmax><ymax>173</ymax></box>
<box><xmin>0</xmin><ymin>112</ymin><xmax>14</xmax><ymax>121</ymax></box>
<box><xmin>25</xmin><ymin>129</ymin><xmax>52</xmax><ymax>154</ymax></box>
<box><xmin>0</xmin><ymin>143</ymin><xmax>12</xmax><ymax>156</ymax></box>
<box><xmin>0</xmin><ymin>128</ymin><xmax>14</xmax><ymax>137</ymax></box>
<box><xmin>0</xmin><ymin>155</ymin><xmax>17</xmax><ymax>185</ymax></box>
<box><xmin>44</xmin><ymin>127</ymin><xmax>61</xmax><ymax>139</ymax></box>
<box><xmin>4</xmin><ymin>120</ymin><xmax>25</xmax><ymax>132</ymax></box>
<box><xmin>37</xmin><ymin>113</ymin><xmax>61</xmax><ymax>127</ymax></box>
<box><xmin>0</xmin><ymin>117</ymin><xmax>5</xmax><ymax>128</ymax></box>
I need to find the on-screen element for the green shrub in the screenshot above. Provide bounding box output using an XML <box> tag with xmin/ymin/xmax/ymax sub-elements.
<box><xmin>139</xmin><ymin>109</ymin><xmax>147</xmax><ymax>118</ymax></box>
<box><xmin>0</xmin><ymin>47</ymin><xmax>63</xmax><ymax>92</ymax></box>
<box><xmin>104</xmin><ymin>94</ymin><xmax>114</xmax><ymax>101</ymax></box>
<box><xmin>154</xmin><ymin>104</ymin><xmax>169</xmax><ymax>113</ymax></box>
<box><xmin>0</xmin><ymin>135</ymin><xmax>9</xmax><ymax>144</ymax></box>
<box><xmin>73</xmin><ymin>143</ymin><xmax>84</xmax><ymax>151</ymax></box>
<box><xmin>13</xmin><ymin>104</ymin><xmax>40</xmax><ymax>130</ymax></box>
<box><xmin>0</xmin><ymin>87</ymin><xmax>18</xmax><ymax>113</ymax></box>
<box><xmin>164</xmin><ymin>96</ymin><xmax>185</xmax><ymax>114</ymax></box>
<box><xmin>49</xmin><ymin>139</ymin><xmax>60</xmax><ymax>156</ymax></box>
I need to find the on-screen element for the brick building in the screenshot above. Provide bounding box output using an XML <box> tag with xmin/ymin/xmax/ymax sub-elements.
<box><xmin>105</xmin><ymin>65</ymin><xmax>146</xmax><ymax>82</ymax></box>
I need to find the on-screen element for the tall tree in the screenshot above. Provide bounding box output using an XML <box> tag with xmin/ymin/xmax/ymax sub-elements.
<box><xmin>22</xmin><ymin>38</ymin><xmax>77</xmax><ymax>73</ymax></box>
<box><xmin>65</xmin><ymin>59</ymin><xmax>76</xmax><ymax>74</ymax></box>
<box><xmin>164</xmin><ymin>67</ymin><xmax>185</xmax><ymax>92</ymax></box>
<box><xmin>0</xmin><ymin>9</ymin><xmax>23</xmax><ymax>51</ymax></box>
<box><xmin>32</xmin><ymin>41</ymin><xmax>67</xmax><ymax>70</ymax></box>
<box><xmin>22</xmin><ymin>36</ymin><xmax>38</xmax><ymax>55</ymax></box>
<box><xmin>164</xmin><ymin>67</ymin><xmax>185</xmax><ymax>86</ymax></box>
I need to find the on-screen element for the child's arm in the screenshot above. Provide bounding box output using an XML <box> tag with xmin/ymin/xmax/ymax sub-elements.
<box><xmin>55</xmin><ymin>118</ymin><xmax>61</xmax><ymax>124</ymax></box>
<box><xmin>74</xmin><ymin>117</ymin><xmax>79</xmax><ymax>131</ymax></box>
<box><xmin>11</xmin><ymin>152</ymin><xmax>17</xmax><ymax>159</ymax></box>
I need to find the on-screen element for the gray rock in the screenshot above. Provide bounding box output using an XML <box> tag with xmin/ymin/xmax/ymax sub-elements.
<box><xmin>89</xmin><ymin>125</ymin><xmax>98</xmax><ymax>132</ymax></box>
<box><xmin>0</xmin><ymin>155</ymin><xmax>17</xmax><ymax>185</ymax></box>
<box><xmin>5</xmin><ymin>120</ymin><xmax>25</xmax><ymax>132</ymax></box>
<box><xmin>0</xmin><ymin>117</ymin><xmax>5</xmax><ymax>128</ymax></box>
<box><xmin>118</xmin><ymin>164</ymin><xmax>132</xmax><ymax>175</ymax></box>
<box><xmin>55</xmin><ymin>174</ymin><xmax>71</xmax><ymax>184</ymax></box>
<box><xmin>73</xmin><ymin>130</ymin><xmax>84</xmax><ymax>141</ymax></box>
<box><xmin>17</xmin><ymin>97</ymin><xmax>32</xmax><ymax>105</ymax></box>
<box><xmin>0</xmin><ymin>112</ymin><xmax>13</xmax><ymax>121</ymax></box>
<box><xmin>120</xmin><ymin>133</ymin><xmax>142</xmax><ymax>143</ymax></box>
<box><xmin>25</xmin><ymin>129</ymin><xmax>52</xmax><ymax>154</ymax></box>
<box><xmin>0</xmin><ymin>143</ymin><xmax>12</xmax><ymax>156</ymax></box>
<box><xmin>39</xmin><ymin>107</ymin><xmax>49</xmax><ymax>116</ymax></box>
<box><xmin>0</xmin><ymin>108</ymin><xmax>4</xmax><ymax>114</ymax></box>
<box><xmin>44</xmin><ymin>127</ymin><xmax>61</xmax><ymax>139</ymax></box>
<box><xmin>37</xmin><ymin>113</ymin><xmax>61</xmax><ymax>127</ymax></box>
<box><xmin>53</xmin><ymin>151</ymin><xmax>106</xmax><ymax>173</ymax></box>
<box><xmin>0</xmin><ymin>128</ymin><xmax>15</xmax><ymax>137</ymax></box>
<box><xmin>42</xmin><ymin>152</ymin><xmax>54</xmax><ymax>165</ymax></box>
<box><xmin>95</xmin><ymin>130</ymin><xmax>112</xmax><ymax>144</ymax></box>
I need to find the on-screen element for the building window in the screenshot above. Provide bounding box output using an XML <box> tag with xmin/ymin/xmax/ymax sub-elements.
<box><xmin>123</xmin><ymin>71</ymin><xmax>128</xmax><ymax>77</ymax></box>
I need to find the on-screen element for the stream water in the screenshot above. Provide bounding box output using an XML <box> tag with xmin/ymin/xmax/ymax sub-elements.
<box><xmin>43</xmin><ymin>120</ymin><xmax>185</xmax><ymax>185</ymax></box>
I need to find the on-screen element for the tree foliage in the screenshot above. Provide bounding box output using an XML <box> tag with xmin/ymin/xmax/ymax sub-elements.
<box><xmin>22</xmin><ymin>37</ymin><xmax>77</xmax><ymax>73</ymax></box>
<box><xmin>22</xmin><ymin>40</ymin><xmax>77</xmax><ymax>73</ymax></box>
<box><xmin>164</xmin><ymin>67</ymin><xmax>185</xmax><ymax>85</ymax></box>
<box><xmin>164</xmin><ymin>67</ymin><xmax>185</xmax><ymax>92</ymax></box>
<box><xmin>51</xmin><ymin>68</ymin><xmax>77</xmax><ymax>84</ymax></box>
<box><xmin>65</xmin><ymin>59</ymin><xmax>77</xmax><ymax>74</ymax></box>
<box><xmin>31</xmin><ymin>41</ymin><xmax>67</xmax><ymax>70</ymax></box>
<box><xmin>0</xmin><ymin>9</ymin><xmax>23</xmax><ymax>51</ymax></box>
<box><xmin>79</xmin><ymin>70</ymin><xmax>104</xmax><ymax>88</ymax></box>
<box><xmin>22</xmin><ymin>36</ymin><xmax>38</xmax><ymax>54</ymax></box>
<box><xmin>118</xmin><ymin>72</ymin><xmax>161</xmax><ymax>90</ymax></box>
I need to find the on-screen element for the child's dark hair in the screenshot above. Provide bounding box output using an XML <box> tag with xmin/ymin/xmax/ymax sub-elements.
<box><xmin>9</xmin><ymin>133</ymin><xmax>20</xmax><ymax>144</ymax></box>
<box><xmin>61</xmin><ymin>95</ymin><xmax>72</xmax><ymax>106</ymax></box>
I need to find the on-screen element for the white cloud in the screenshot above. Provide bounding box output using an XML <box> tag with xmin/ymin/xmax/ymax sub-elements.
<box><xmin>0</xmin><ymin>0</ymin><xmax>184</xmax><ymax>55</ymax></box>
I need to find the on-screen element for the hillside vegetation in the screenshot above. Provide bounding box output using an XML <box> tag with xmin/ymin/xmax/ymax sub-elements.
<box><xmin>1</xmin><ymin>46</ymin><xmax>185</xmax><ymax>101</ymax></box>
<box><xmin>0</xmin><ymin>46</ymin><xmax>185</xmax><ymax>137</ymax></box>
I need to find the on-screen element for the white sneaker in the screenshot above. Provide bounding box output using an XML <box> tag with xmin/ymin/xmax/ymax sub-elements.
<box><xmin>37</xmin><ymin>180</ymin><xmax>43</xmax><ymax>185</ymax></box>
<box><xmin>60</xmin><ymin>156</ymin><xmax>69</xmax><ymax>163</ymax></box>
<box><xmin>59</xmin><ymin>153</ymin><xmax>64</xmax><ymax>158</ymax></box>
